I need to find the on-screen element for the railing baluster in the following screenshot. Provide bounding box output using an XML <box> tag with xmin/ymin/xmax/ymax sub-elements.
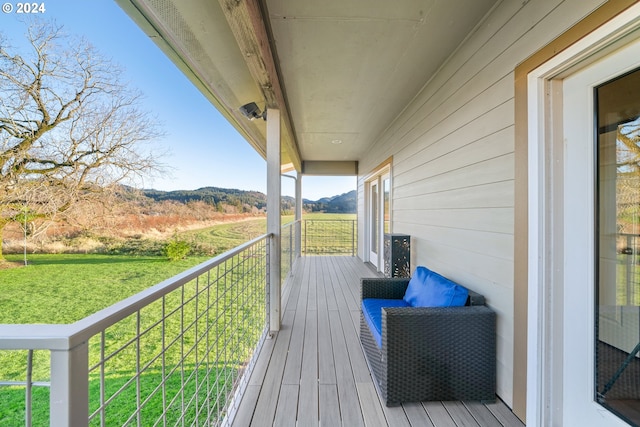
<box><xmin>25</xmin><ymin>350</ymin><xmax>32</xmax><ymax>427</ymax></box>
<box><xmin>352</xmin><ymin>220</ymin><xmax>355</xmax><ymax>257</ymax></box>
<box><xmin>100</xmin><ymin>331</ymin><xmax>106</xmax><ymax>427</ymax></box>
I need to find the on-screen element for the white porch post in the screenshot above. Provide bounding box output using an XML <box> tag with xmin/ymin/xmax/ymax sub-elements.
<box><xmin>50</xmin><ymin>342</ymin><xmax>89</xmax><ymax>427</ymax></box>
<box><xmin>295</xmin><ymin>171</ymin><xmax>302</xmax><ymax>258</ymax></box>
<box><xmin>267</xmin><ymin>108</ymin><xmax>281</xmax><ymax>332</ymax></box>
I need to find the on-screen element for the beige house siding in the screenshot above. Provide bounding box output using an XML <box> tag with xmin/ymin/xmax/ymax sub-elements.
<box><xmin>356</xmin><ymin>0</ymin><xmax>609</xmax><ymax>408</ymax></box>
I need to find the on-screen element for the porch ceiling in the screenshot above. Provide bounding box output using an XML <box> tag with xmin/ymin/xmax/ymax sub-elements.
<box><xmin>115</xmin><ymin>0</ymin><xmax>499</xmax><ymax>172</ymax></box>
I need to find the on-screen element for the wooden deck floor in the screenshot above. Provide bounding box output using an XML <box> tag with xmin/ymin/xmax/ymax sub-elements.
<box><xmin>232</xmin><ymin>256</ymin><xmax>525</xmax><ymax>427</ymax></box>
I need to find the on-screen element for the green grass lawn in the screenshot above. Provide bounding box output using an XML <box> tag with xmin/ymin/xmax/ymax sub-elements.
<box><xmin>0</xmin><ymin>250</ymin><xmax>264</xmax><ymax>426</ymax></box>
<box><xmin>181</xmin><ymin>218</ymin><xmax>267</xmax><ymax>253</ymax></box>
<box><xmin>0</xmin><ymin>254</ymin><xmax>210</xmax><ymax>324</ymax></box>
<box><xmin>0</xmin><ymin>213</ymin><xmax>355</xmax><ymax>325</ymax></box>
<box><xmin>0</xmin><ymin>213</ymin><xmax>355</xmax><ymax>425</ymax></box>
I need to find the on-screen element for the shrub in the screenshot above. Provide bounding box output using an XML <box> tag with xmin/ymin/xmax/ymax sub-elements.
<box><xmin>163</xmin><ymin>238</ymin><xmax>191</xmax><ymax>261</ymax></box>
<box><xmin>104</xmin><ymin>238</ymin><xmax>165</xmax><ymax>256</ymax></box>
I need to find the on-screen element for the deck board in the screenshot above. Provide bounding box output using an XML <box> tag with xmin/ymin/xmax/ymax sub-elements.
<box><xmin>272</xmin><ymin>384</ymin><xmax>298</xmax><ymax>427</ymax></box>
<box><xmin>403</xmin><ymin>402</ymin><xmax>434</xmax><ymax>426</ymax></box>
<box><xmin>329</xmin><ymin>309</ymin><xmax>365</xmax><ymax>427</ymax></box>
<box><xmin>317</xmin><ymin>260</ymin><xmax>336</xmax><ymax>386</ymax></box>
<box><xmin>486</xmin><ymin>400</ymin><xmax>527</xmax><ymax>427</ymax></box>
<box><xmin>444</xmin><ymin>401</ymin><xmax>482</xmax><ymax>427</ymax></box>
<box><xmin>319</xmin><ymin>384</ymin><xmax>341</xmax><ymax>426</ymax></box>
<box><xmin>232</xmin><ymin>256</ymin><xmax>524</xmax><ymax>427</ymax></box>
<box><xmin>424</xmin><ymin>401</ymin><xmax>459</xmax><ymax>427</ymax></box>
<box><xmin>248</xmin><ymin>309</ymin><xmax>294</xmax><ymax>427</ymax></box>
<box><xmin>298</xmin><ymin>307</ymin><xmax>318</xmax><ymax>426</ymax></box>
<box><xmin>357</xmin><ymin>382</ymin><xmax>388</xmax><ymax>427</ymax></box>
<box><xmin>281</xmin><ymin>280</ymin><xmax>306</xmax><ymax>385</ymax></box>
<box><xmin>464</xmin><ymin>401</ymin><xmax>503</xmax><ymax>427</ymax></box>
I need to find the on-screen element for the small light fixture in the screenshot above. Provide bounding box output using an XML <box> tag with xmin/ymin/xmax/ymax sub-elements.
<box><xmin>239</xmin><ymin>102</ymin><xmax>266</xmax><ymax>120</ymax></box>
<box><xmin>331</xmin><ymin>139</ymin><xmax>343</xmax><ymax>145</ymax></box>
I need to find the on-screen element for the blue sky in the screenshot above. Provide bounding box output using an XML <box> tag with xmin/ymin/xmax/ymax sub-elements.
<box><xmin>0</xmin><ymin>1</ymin><xmax>355</xmax><ymax>200</ymax></box>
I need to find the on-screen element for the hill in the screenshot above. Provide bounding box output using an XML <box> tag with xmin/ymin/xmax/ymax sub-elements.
<box><xmin>143</xmin><ymin>187</ymin><xmax>356</xmax><ymax>213</ymax></box>
<box><xmin>304</xmin><ymin>190</ymin><xmax>356</xmax><ymax>213</ymax></box>
<box><xmin>143</xmin><ymin>187</ymin><xmax>268</xmax><ymax>212</ymax></box>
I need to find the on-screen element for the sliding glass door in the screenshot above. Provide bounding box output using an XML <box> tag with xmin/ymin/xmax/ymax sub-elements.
<box><xmin>367</xmin><ymin>170</ymin><xmax>390</xmax><ymax>270</ymax></box>
<box><xmin>596</xmin><ymin>67</ymin><xmax>640</xmax><ymax>426</ymax></box>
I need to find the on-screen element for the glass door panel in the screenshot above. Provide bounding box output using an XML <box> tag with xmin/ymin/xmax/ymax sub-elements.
<box><xmin>383</xmin><ymin>175</ymin><xmax>390</xmax><ymax>234</ymax></box>
<box><xmin>596</xmin><ymin>67</ymin><xmax>640</xmax><ymax>426</ymax></box>
<box><xmin>369</xmin><ymin>180</ymin><xmax>379</xmax><ymax>267</ymax></box>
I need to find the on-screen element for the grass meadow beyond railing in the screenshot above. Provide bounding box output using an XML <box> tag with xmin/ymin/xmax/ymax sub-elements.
<box><xmin>0</xmin><ymin>235</ymin><xmax>270</xmax><ymax>427</ymax></box>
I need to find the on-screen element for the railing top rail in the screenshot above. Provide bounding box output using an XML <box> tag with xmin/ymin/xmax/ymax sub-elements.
<box><xmin>302</xmin><ymin>218</ymin><xmax>356</xmax><ymax>221</ymax></box>
<box><xmin>0</xmin><ymin>233</ymin><xmax>271</xmax><ymax>351</ymax></box>
<box><xmin>0</xmin><ymin>324</ymin><xmax>76</xmax><ymax>350</ymax></box>
<box><xmin>282</xmin><ymin>220</ymin><xmax>300</xmax><ymax>228</ymax></box>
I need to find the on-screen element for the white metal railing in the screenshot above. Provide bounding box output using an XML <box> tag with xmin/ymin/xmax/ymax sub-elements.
<box><xmin>303</xmin><ymin>219</ymin><xmax>356</xmax><ymax>256</ymax></box>
<box><xmin>0</xmin><ymin>235</ymin><xmax>273</xmax><ymax>426</ymax></box>
<box><xmin>281</xmin><ymin>220</ymin><xmax>301</xmax><ymax>280</ymax></box>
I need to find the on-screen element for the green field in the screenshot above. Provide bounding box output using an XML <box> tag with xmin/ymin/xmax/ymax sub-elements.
<box><xmin>0</xmin><ymin>213</ymin><xmax>355</xmax><ymax>324</ymax></box>
<box><xmin>0</xmin><ymin>213</ymin><xmax>355</xmax><ymax>425</ymax></box>
<box><xmin>0</xmin><ymin>253</ymin><xmax>262</xmax><ymax>425</ymax></box>
<box><xmin>0</xmin><ymin>254</ymin><xmax>211</xmax><ymax>324</ymax></box>
<box><xmin>0</xmin><ymin>258</ymin><xmax>264</xmax><ymax>425</ymax></box>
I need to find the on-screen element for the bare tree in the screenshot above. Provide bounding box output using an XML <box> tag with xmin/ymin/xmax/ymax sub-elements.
<box><xmin>0</xmin><ymin>20</ymin><xmax>166</xmax><ymax>259</ymax></box>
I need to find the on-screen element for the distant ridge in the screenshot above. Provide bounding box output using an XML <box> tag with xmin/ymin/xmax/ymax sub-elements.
<box><xmin>303</xmin><ymin>190</ymin><xmax>356</xmax><ymax>213</ymax></box>
<box><xmin>142</xmin><ymin>187</ymin><xmax>356</xmax><ymax>213</ymax></box>
<box><xmin>143</xmin><ymin>186</ymin><xmax>268</xmax><ymax>210</ymax></box>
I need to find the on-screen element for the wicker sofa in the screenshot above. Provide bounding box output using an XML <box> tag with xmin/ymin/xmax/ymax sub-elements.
<box><xmin>360</xmin><ymin>271</ymin><xmax>496</xmax><ymax>406</ymax></box>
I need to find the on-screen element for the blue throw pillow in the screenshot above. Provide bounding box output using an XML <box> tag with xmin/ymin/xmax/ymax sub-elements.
<box><xmin>403</xmin><ymin>266</ymin><xmax>469</xmax><ymax>307</ymax></box>
<box><xmin>403</xmin><ymin>266</ymin><xmax>431</xmax><ymax>306</ymax></box>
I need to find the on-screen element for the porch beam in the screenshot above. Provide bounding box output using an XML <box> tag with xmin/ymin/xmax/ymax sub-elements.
<box><xmin>115</xmin><ymin>0</ymin><xmax>270</xmax><ymax>160</ymax></box>
<box><xmin>218</xmin><ymin>0</ymin><xmax>301</xmax><ymax>172</ymax></box>
<box><xmin>267</xmin><ymin>108</ymin><xmax>281</xmax><ymax>332</ymax></box>
<box><xmin>302</xmin><ymin>161</ymin><xmax>358</xmax><ymax>176</ymax></box>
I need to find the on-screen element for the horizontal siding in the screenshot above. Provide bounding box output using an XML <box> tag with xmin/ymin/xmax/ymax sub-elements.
<box><xmin>408</xmin><ymin>230</ymin><xmax>515</xmax><ymax>290</ymax></box>
<box><xmin>357</xmin><ymin>0</ymin><xmax>608</xmax><ymax>408</ymax></box>
<box><xmin>391</xmin><ymin>76</ymin><xmax>514</xmax><ymax>167</ymax></box>
<box><xmin>393</xmin><ymin>181</ymin><xmax>513</xmax><ymax>210</ymax></box>
<box><xmin>395</xmin><ymin>222</ymin><xmax>513</xmax><ymax>262</ymax></box>
<box><xmin>393</xmin><ymin>207</ymin><xmax>514</xmax><ymax>235</ymax></box>
<box><xmin>394</xmin><ymin>153</ymin><xmax>515</xmax><ymax>200</ymax></box>
<box><xmin>395</xmin><ymin>127</ymin><xmax>514</xmax><ymax>190</ymax></box>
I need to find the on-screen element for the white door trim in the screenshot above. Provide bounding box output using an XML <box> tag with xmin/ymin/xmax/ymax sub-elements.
<box><xmin>368</xmin><ymin>179</ymin><xmax>380</xmax><ymax>267</ymax></box>
<box><xmin>527</xmin><ymin>4</ymin><xmax>640</xmax><ymax>426</ymax></box>
<box><xmin>365</xmin><ymin>165</ymin><xmax>391</xmax><ymax>270</ymax></box>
